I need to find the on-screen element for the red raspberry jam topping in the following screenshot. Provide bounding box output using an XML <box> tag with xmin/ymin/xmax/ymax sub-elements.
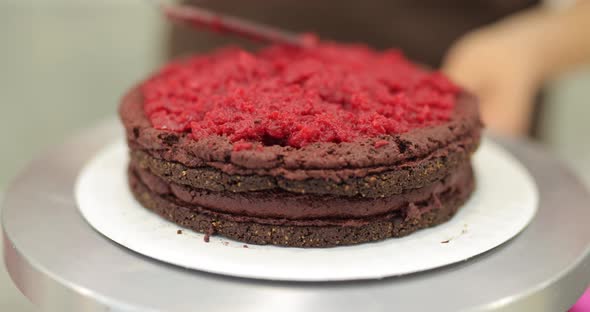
<box><xmin>142</xmin><ymin>42</ymin><xmax>459</xmax><ymax>148</ymax></box>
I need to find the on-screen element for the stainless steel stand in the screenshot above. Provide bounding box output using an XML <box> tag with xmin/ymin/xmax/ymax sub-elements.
<box><xmin>3</xmin><ymin>119</ymin><xmax>590</xmax><ymax>312</ymax></box>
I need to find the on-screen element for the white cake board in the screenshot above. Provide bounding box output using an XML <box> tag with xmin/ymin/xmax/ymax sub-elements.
<box><xmin>75</xmin><ymin>138</ymin><xmax>538</xmax><ymax>281</ymax></box>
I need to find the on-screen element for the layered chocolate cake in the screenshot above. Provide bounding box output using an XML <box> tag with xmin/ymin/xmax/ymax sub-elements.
<box><xmin>120</xmin><ymin>43</ymin><xmax>482</xmax><ymax>247</ymax></box>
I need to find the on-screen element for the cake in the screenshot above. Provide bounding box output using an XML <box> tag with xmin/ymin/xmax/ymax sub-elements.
<box><xmin>120</xmin><ymin>43</ymin><xmax>482</xmax><ymax>247</ymax></box>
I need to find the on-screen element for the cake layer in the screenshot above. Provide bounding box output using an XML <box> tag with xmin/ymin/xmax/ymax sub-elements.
<box><xmin>120</xmin><ymin>87</ymin><xmax>481</xmax><ymax>172</ymax></box>
<box><xmin>142</xmin><ymin>44</ymin><xmax>461</xmax><ymax>148</ymax></box>
<box><xmin>130</xmin><ymin>132</ymin><xmax>476</xmax><ymax>197</ymax></box>
<box><xmin>129</xmin><ymin>167</ymin><xmax>474</xmax><ymax>247</ymax></box>
<box><xmin>132</xmin><ymin>163</ymin><xmax>474</xmax><ymax>220</ymax></box>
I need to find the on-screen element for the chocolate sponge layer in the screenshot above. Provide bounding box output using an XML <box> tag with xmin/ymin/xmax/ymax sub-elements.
<box><xmin>133</xmin><ymin>162</ymin><xmax>474</xmax><ymax>220</ymax></box>
<box><xmin>130</xmin><ymin>136</ymin><xmax>476</xmax><ymax>198</ymax></box>
<box><xmin>128</xmin><ymin>165</ymin><xmax>475</xmax><ymax>247</ymax></box>
<box><xmin>121</xmin><ymin>86</ymin><xmax>480</xmax><ymax>198</ymax></box>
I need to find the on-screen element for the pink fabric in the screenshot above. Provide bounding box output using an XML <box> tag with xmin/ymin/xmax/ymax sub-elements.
<box><xmin>570</xmin><ymin>287</ymin><xmax>590</xmax><ymax>312</ymax></box>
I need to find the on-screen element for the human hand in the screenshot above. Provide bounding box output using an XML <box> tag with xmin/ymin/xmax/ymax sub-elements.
<box><xmin>443</xmin><ymin>10</ymin><xmax>548</xmax><ymax>137</ymax></box>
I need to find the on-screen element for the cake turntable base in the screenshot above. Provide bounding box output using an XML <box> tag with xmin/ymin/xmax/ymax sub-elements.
<box><xmin>3</xmin><ymin>119</ymin><xmax>590</xmax><ymax>312</ymax></box>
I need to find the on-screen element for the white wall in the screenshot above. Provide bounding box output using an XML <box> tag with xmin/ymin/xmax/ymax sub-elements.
<box><xmin>0</xmin><ymin>1</ymin><xmax>167</xmax><ymax>310</ymax></box>
<box><xmin>0</xmin><ymin>0</ymin><xmax>167</xmax><ymax>190</ymax></box>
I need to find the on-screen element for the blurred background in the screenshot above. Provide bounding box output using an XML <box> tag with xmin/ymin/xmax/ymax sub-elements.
<box><xmin>1</xmin><ymin>0</ymin><xmax>589</xmax><ymax>310</ymax></box>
